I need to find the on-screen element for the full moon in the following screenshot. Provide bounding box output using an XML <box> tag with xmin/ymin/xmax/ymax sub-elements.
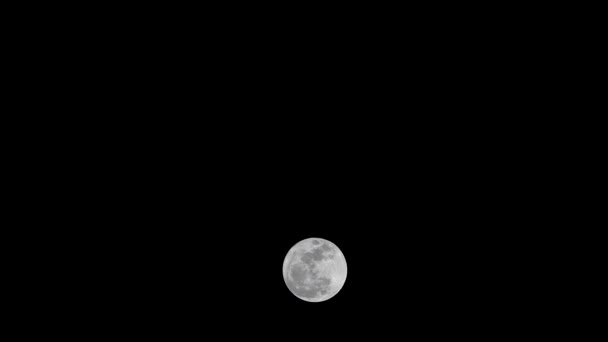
<box><xmin>283</xmin><ymin>238</ymin><xmax>347</xmax><ymax>302</ymax></box>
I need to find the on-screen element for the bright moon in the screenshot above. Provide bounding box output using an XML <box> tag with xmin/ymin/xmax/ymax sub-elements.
<box><xmin>283</xmin><ymin>238</ymin><xmax>347</xmax><ymax>302</ymax></box>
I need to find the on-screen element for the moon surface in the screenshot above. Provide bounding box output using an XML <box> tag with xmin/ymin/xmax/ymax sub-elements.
<box><xmin>284</xmin><ymin>238</ymin><xmax>347</xmax><ymax>302</ymax></box>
